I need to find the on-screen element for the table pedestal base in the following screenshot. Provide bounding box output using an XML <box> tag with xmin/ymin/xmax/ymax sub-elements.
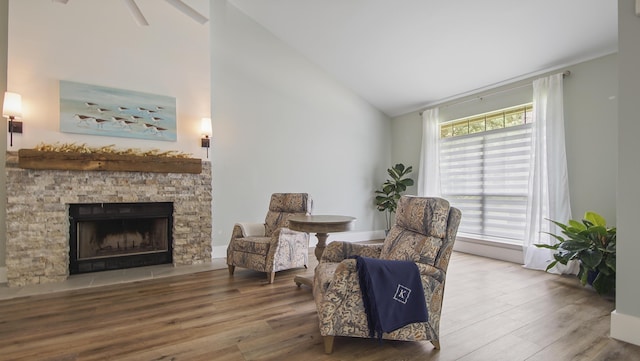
<box><xmin>287</xmin><ymin>215</ymin><xmax>356</xmax><ymax>289</ymax></box>
<box><xmin>294</xmin><ymin>274</ymin><xmax>312</xmax><ymax>288</ymax></box>
<box><xmin>295</xmin><ymin>232</ymin><xmax>329</xmax><ymax>288</ymax></box>
<box><xmin>313</xmin><ymin>232</ymin><xmax>329</xmax><ymax>262</ymax></box>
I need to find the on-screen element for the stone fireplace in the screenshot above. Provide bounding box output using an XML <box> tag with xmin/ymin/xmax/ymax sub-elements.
<box><xmin>5</xmin><ymin>152</ymin><xmax>212</xmax><ymax>287</ymax></box>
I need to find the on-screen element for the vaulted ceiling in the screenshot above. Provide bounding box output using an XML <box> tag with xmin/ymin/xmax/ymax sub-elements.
<box><xmin>228</xmin><ymin>0</ymin><xmax>618</xmax><ymax>117</ymax></box>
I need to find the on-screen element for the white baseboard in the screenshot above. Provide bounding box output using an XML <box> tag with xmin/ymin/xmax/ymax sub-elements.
<box><xmin>0</xmin><ymin>266</ymin><xmax>7</xmax><ymax>283</ymax></box>
<box><xmin>611</xmin><ymin>310</ymin><xmax>640</xmax><ymax>346</ymax></box>
<box><xmin>215</xmin><ymin>231</ymin><xmax>525</xmax><ymax>265</ymax></box>
<box><xmin>453</xmin><ymin>237</ymin><xmax>524</xmax><ymax>264</ymax></box>
<box><xmin>212</xmin><ymin>230</ymin><xmax>386</xmax><ymax>260</ymax></box>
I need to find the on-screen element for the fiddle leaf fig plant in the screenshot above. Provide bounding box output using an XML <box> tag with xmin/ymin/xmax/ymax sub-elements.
<box><xmin>535</xmin><ymin>211</ymin><xmax>616</xmax><ymax>296</ymax></box>
<box><xmin>375</xmin><ymin>163</ymin><xmax>414</xmax><ymax>231</ymax></box>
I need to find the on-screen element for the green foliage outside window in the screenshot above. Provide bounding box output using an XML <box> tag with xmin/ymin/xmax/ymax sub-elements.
<box><xmin>440</xmin><ymin>103</ymin><xmax>533</xmax><ymax>139</ymax></box>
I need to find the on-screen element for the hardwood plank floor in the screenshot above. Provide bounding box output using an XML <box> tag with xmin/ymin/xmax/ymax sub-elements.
<box><xmin>0</xmin><ymin>251</ymin><xmax>638</xmax><ymax>361</ymax></box>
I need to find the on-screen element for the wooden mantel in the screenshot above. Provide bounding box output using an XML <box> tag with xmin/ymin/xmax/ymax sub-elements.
<box><xmin>17</xmin><ymin>149</ymin><xmax>202</xmax><ymax>174</ymax></box>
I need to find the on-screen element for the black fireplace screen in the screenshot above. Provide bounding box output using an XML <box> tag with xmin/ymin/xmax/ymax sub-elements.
<box><xmin>76</xmin><ymin>218</ymin><xmax>169</xmax><ymax>260</ymax></box>
<box><xmin>69</xmin><ymin>202</ymin><xmax>173</xmax><ymax>274</ymax></box>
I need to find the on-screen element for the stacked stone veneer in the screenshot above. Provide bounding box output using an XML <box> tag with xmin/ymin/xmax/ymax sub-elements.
<box><xmin>5</xmin><ymin>152</ymin><xmax>212</xmax><ymax>287</ymax></box>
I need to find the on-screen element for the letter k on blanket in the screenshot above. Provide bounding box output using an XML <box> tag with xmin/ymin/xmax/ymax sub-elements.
<box><xmin>355</xmin><ymin>256</ymin><xmax>428</xmax><ymax>340</ymax></box>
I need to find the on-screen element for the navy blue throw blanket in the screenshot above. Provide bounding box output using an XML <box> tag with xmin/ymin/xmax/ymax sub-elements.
<box><xmin>354</xmin><ymin>256</ymin><xmax>428</xmax><ymax>340</ymax></box>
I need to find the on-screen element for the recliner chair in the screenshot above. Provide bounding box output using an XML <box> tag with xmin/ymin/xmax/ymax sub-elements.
<box><xmin>312</xmin><ymin>196</ymin><xmax>461</xmax><ymax>353</ymax></box>
<box><xmin>227</xmin><ymin>193</ymin><xmax>313</xmax><ymax>283</ymax></box>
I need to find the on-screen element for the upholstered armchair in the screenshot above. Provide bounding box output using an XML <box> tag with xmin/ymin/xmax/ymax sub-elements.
<box><xmin>313</xmin><ymin>196</ymin><xmax>461</xmax><ymax>353</ymax></box>
<box><xmin>227</xmin><ymin>193</ymin><xmax>313</xmax><ymax>284</ymax></box>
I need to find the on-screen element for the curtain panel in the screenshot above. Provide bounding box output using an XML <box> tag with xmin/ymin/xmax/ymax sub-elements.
<box><xmin>523</xmin><ymin>73</ymin><xmax>576</xmax><ymax>274</ymax></box>
<box><xmin>417</xmin><ymin>108</ymin><xmax>441</xmax><ymax>197</ymax></box>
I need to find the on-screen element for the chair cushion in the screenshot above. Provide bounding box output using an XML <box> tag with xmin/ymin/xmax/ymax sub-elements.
<box><xmin>395</xmin><ymin>196</ymin><xmax>450</xmax><ymax>238</ymax></box>
<box><xmin>380</xmin><ymin>227</ymin><xmax>442</xmax><ymax>265</ymax></box>
<box><xmin>380</xmin><ymin>197</ymin><xmax>449</xmax><ymax>265</ymax></box>
<box><xmin>264</xmin><ymin>211</ymin><xmax>294</xmax><ymax>236</ymax></box>
<box><xmin>265</xmin><ymin>193</ymin><xmax>312</xmax><ymax>236</ymax></box>
<box><xmin>268</xmin><ymin>193</ymin><xmax>312</xmax><ymax>213</ymax></box>
<box><xmin>231</xmin><ymin>237</ymin><xmax>271</xmax><ymax>255</ymax></box>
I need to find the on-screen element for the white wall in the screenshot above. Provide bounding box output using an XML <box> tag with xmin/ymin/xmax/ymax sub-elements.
<box><xmin>391</xmin><ymin>53</ymin><xmax>619</xmax><ymax>260</ymax></box>
<box><xmin>1</xmin><ymin>0</ymin><xmax>210</xmax><ymax>274</ymax></box>
<box><xmin>210</xmin><ymin>0</ymin><xmax>391</xmax><ymax>253</ymax></box>
<box><xmin>564</xmin><ymin>54</ymin><xmax>618</xmax><ymax>223</ymax></box>
<box><xmin>611</xmin><ymin>0</ymin><xmax>640</xmax><ymax>347</ymax></box>
<box><xmin>6</xmin><ymin>0</ymin><xmax>210</xmax><ymax>156</ymax></box>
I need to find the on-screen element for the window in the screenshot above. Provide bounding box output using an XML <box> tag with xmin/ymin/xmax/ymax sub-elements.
<box><xmin>439</xmin><ymin>104</ymin><xmax>533</xmax><ymax>243</ymax></box>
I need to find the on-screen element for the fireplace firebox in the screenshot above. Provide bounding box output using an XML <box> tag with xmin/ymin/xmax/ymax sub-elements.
<box><xmin>69</xmin><ymin>202</ymin><xmax>173</xmax><ymax>274</ymax></box>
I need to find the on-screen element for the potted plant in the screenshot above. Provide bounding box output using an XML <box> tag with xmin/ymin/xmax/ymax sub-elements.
<box><xmin>374</xmin><ymin>163</ymin><xmax>414</xmax><ymax>232</ymax></box>
<box><xmin>535</xmin><ymin>211</ymin><xmax>616</xmax><ymax>296</ymax></box>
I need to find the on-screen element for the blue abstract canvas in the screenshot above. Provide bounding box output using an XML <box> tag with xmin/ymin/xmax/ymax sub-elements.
<box><xmin>60</xmin><ymin>81</ymin><xmax>177</xmax><ymax>142</ymax></box>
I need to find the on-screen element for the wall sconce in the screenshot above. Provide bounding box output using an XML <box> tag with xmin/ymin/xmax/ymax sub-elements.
<box><xmin>3</xmin><ymin>92</ymin><xmax>23</xmax><ymax>147</ymax></box>
<box><xmin>200</xmin><ymin>117</ymin><xmax>212</xmax><ymax>158</ymax></box>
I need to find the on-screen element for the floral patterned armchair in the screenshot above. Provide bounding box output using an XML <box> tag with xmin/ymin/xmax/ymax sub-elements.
<box><xmin>313</xmin><ymin>196</ymin><xmax>461</xmax><ymax>353</ymax></box>
<box><xmin>227</xmin><ymin>193</ymin><xmax>313</xmax><ymax>283</ymax></box>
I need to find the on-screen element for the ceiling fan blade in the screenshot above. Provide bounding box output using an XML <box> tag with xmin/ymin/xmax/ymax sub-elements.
<box><xmin>123</xmin><ymin>0</ymin><xmax>149</xmax><ymax>26</ymax></box>
<box><xmin>164</xmin><ymin>0</ymin><xmax>208</xmax><ymax>25</ymax></box>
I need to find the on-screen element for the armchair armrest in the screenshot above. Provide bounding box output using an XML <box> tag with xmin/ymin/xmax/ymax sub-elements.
<box><xmin>333</xmin><ymin>259</ymin><xmax>445</xmax><ymax>284</ymax></box>
<box><xmin>320</xmin><ymin>241</ymin><xmax>383</xmax><ymax>263</ymax></box>
<box><xmin>235</xmin><ymin>222</ymin><xmax>265</xmax><ymax>237</ymax></box>
<box><xmin>331</xmin><ymin>259</ymin><xmax>445</xmax><ymax>283</ymax></box>
<box><xmin>319</xmin><ymin>258</ymin><xmax>358</xmax><ymax>297</ymax></box>
<box><xmin>320</xmin><ymin>259</ymin><xmax>445</xmax><ymax>318</ymax></box>
<box><xmin>269</xmin><ymin>227</ymin><xmax>311</xmax><ymax>272</ymax></box>
<box><xmin>318</xmin><ymin>259</ymin><xmax>445</xmax><ymax>300</ymax></box>
<box><xmin>270</xmin><ymin>226</ymin><xmax>309</xmax><ymax>242</ymax></box>
<box><xmin>415</xmin><ymin>263</ymin><xmax>446</xmax><ymax>284</ymax></box>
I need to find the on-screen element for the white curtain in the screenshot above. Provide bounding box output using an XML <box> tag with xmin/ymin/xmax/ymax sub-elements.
<box><xmin>417</xmin><ymin>108</ymin><xmax>441</xmax><ymax>197</ymax></box>
<box><xmin>523</xmin><ymin>73</ymin><xmax>577</xmax><ymax>274</ymax></box>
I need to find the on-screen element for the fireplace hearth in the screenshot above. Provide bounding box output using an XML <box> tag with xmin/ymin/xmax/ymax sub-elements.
<box><xmin>69</xmin><ymin>202</ymin><xmax>173</xmax><ymax>274</ymax></box>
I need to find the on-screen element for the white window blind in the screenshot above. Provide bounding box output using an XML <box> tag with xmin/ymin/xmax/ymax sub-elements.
<box><xmin>439</xmin><ymin>107</ymin><xmax>532</xmax><ymax>243</ymax></box>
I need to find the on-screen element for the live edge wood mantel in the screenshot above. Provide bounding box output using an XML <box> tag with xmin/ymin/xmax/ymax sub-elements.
<box><xmin>17</xmin><ymin>149</ymin><xmax>203</xmax><ymax>174</ymax></box>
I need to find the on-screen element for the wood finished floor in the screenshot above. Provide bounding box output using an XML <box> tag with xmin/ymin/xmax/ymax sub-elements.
<box><xmin>0</xmin><ymin>251</ymin><xmax>638</xmax><ymax>361</ymax></box>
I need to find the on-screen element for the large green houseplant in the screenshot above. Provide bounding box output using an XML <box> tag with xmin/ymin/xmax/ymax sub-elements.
<box><xmin>536</xmin><ymin>211</ymin><xmax>616</xmax><ymax>296</ymax></box>
<box><xmin>374</xmin><ymin>163</ymin><xmax>414</xmax><ymax>231</ymax></box>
